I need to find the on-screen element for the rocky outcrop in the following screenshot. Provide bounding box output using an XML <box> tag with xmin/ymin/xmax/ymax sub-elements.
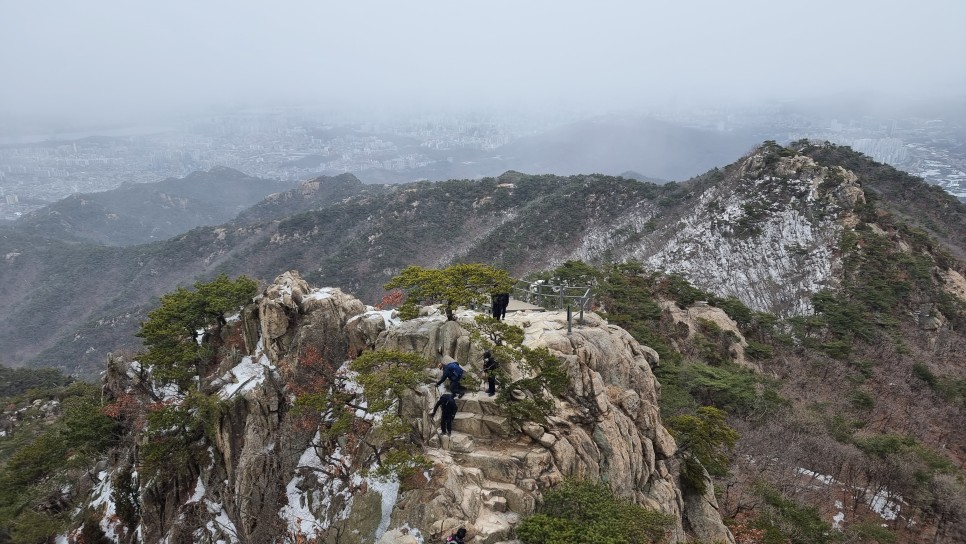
<box><xmin>341</xmin><ymin>307</ymin><xmax>733</xmax><ymax>543</ymax></box>
<box><xmin>659</xmin><ymin>299</ymin><xmax>753</xmax><ymax>370</ymax></box>
<box><xmin>90</xmin><ymin>273</ymin><xmax>733</xmax><ymax>544</ymax></box>
<box><xmin>258</xmin><ymin>270</ymin><xmax>367</xmax><ymax>364</ymax></box>
<box><xmin>569</xmin><ymin>152</ymin><xmax>864</xmax><ymax>319</ymax></box>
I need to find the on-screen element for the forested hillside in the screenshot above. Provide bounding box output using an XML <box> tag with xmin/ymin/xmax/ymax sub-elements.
<box><xmin>14</xmin><ymin>167</ymin><xmax>296</xmax><ymax>246</ymax></box>
<box><xmin>5</xmin><ymin>141</ymin><xmax>966</xmax><ymax>390</ymax></box>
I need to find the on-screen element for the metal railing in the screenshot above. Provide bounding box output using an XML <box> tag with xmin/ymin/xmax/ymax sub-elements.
<box><xmin>511</xmin><ymin>279</ymin><xmax>593</xmax><ymax>334</ymax></box>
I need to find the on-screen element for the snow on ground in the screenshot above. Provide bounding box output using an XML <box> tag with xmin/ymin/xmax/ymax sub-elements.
<box><xmin>797</xmin><ymin>467</ymin><xmax>838</xmax><ymax>486</ymax></box>
<box><xmin>127</xmin><ymin>361</ymin><xmax>185</xmax><ymax>403</ymax></box>
<box><xmin>90</xmin><ymin>471</ymin><xmax>122</xmax><ymax>542</ymax></box>
<box><xmin>833</xmin><ymin>500</ymin><xmax>845</xmax><ymax>530</ymax></box>
<box><xmin>337</xmin><ymin>362</ymin><xmax>367</xmax><ymax>418</ymax></box>
<box><xmin>397</xmin><ymin>524</ymin><xmax>425</xmax><ymax>544</ymax></box>
<box><xmin>278</xmin><ymin>432</ymin><xmax>404</xmax><ymax>539</ymax></box>
<box><xmin>796</xmin><ymin>467</ymin><xmax>903</xmax><ymax>523</ymax></box>
<box><xmin>275</xmin><ymin>284</ymin><xmax>294</xmax><ymax>300</ymax></box>
<box><xmin>304</xmin><ymin>287</ymin><xmax>335</xmax><ymax>301</ymax></box>
<box><xmin>187</xmin><ymin>476</ymin><xmax>206</xmax><ymax>503</ymax></box>
<box><xmin>371</xmin><ymin>308</ymin><xmax>401</xmax><ymax>328</ymax></box>
<box><xmin>368</xmin><ymin>476</ymin><xmax>401</xmax><ymax>539</ymax></box>
<box><xmin>351</xmin><ymin>306</ymin><xmax>403</xmax><ymax>329</ymax></box>
<box><xmin>279</xmin><ymin>433</ymin><xmax>353</xmax><ymax>540</ymax></box>
<box><xmin>217</xmin><ymin>352</ymin><xmax>271</xmax><ymax>399</ymax></box>
<box><xmin>196</xmin><ymin>499</ymin><xmax>240</xmax><ymax>544</ymax></box>
<box><xmin>596</xmin><ymin>159</ymin><xmax>846</xmax><ymax>318</ymax></box>
<box><xmin>217</xmin><ymin>338</ymin><xmax>274</xmax><ymax>399</ymax></box>
<box><xmin>338</xmin><ymin>362</ymin><xmax>364</xmax><ymax>397</ymax></box>
<box><xmin>336</xmin><ymin>361</ymin><xmax>391</xmax><ymax>422</ymax></box>
<box><xmin>869</xmin><ymin>490</ymin><xmax>902</xmax><ymax>521</ymax></box>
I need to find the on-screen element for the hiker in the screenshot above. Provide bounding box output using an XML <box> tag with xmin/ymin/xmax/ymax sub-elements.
<box><xmin>436</xmin><ymin>360</ymin><xmax>465</xmax><ymax>398</ymax></box>
<box><xmin>496</xmin><ymin>292</ymin><xmax>510</xmax><ymax>320</ymax></box>
<box><xmin>482</xmin><ymin>350</ymin><xmax>499</xmax><ymax>396</ymax></box>
<box><xmin>491</xmin><ymin>292</ymin><xmax>509</xmax><ymax>320</ymax></box>
<box><xmin>431</xmin><ymin>392</ymin><xmax>458</xmax><ymax>437</ymax></box>
<box><xmin>445</xmin><ymin>527</ymin><xmax>467</xmax><ymax>543</ymax></box>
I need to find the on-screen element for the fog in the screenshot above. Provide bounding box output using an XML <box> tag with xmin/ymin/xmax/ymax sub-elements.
<box><xmin>1</xmin><ymin>0</ymin><xmax>965</xmax><ymax>123</ymax></box>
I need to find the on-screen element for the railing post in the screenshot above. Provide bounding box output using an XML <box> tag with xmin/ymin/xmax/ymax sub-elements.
<box><xmin>567</xmin><ymin>305</ymin><xmax>572</xmax><ymax>335</ymax></box>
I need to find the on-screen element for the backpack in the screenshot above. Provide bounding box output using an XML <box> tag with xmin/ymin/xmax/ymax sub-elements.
<box><xmin>447</xmin><ymin>362</ymin><xmax>464</xmax><ymax>380</ymax></box>
<box><xmin>443</xmin><ymin>395</ymin><xmax>458</xmax><ymax>413</ymax></box>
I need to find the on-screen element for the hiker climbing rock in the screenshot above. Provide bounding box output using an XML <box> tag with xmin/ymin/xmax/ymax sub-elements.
<box><xmin>445</xmin><ymin>527</ymin><xmax>467</xmax><ymax>543</ymax></box>
<box><xmin>482</xmin><ymin>350</ymin><xmax>499</xmax><ymax>397</ymax></box>
<box><xmin>436</xmin><ymin>360</ymin><xmax>465</xmax><ymax>398</ymax></box>
<box><xmin>431</xmin><ymin>392</ymin><xmax>458</xmax><ymax>437</ymax></box>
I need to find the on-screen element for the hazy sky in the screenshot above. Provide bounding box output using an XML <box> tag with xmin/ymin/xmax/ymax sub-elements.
<box><xmin>2</xmin><ymin>0</ymin><xmax>964</xmax><ymax>121</ymax></box>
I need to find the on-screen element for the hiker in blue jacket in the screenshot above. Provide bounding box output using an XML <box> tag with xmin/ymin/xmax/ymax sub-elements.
<box><xmin>436</xmin><ymin>360</ymin><xmax>465</xmax><ymax>398</ymax></box>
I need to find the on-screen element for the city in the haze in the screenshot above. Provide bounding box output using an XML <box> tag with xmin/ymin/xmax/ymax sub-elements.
<box><xmin>1</xmin><ymin>105</ymin><xmax>963</xmax><ymax>222</ymax></box>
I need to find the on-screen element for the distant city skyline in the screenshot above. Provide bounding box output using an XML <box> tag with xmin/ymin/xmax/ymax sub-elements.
<box><xmin>0</xmin><ymin>106</ymin><xmax>963</xmax><ymax>221</ymax></box>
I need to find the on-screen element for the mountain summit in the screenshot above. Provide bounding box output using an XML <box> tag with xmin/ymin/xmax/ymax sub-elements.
<box><xmin>83</xmin><ymin>271</ymin><xmax>733</xmax><ymax>543</ymax></box>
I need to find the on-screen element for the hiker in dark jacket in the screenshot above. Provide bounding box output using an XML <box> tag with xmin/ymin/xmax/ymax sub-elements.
<box><xmin>492</xmin><ymin>292</ymin><xmax>510</xmax><ymax>320</ymax></box>
<box><xmin>436</xmin><ymin>360</ymin><xmax>465</xmax><ymax>398</ymax></box>
<box><xmin>431</xmin><ymin>393</ymin><xmax>458</xmax><ymax>436</ymax></box>
<box><xmin>445</xmin><ymin>527</ymin><xmax>467</xmax><ymax>543</ymax></box>
<box><xmin>482</xmin><ymin>350</ymin><xmax>499</xmax><ymax>396</ymax></box>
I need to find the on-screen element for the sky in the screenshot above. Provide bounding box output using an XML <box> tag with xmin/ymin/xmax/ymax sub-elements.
<box><xmin>1</xmin><ymin>0</ymin><xmax>964</xmax><ymax>123</ymax></box>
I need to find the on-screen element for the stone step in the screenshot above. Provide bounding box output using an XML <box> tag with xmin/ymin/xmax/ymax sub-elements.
<box><xmin>481</xmin><ymin>480</ymin><xmax>537</xmax><ymax>513</ymax></box>
<box><xmin>454</xmin><ymin>392</ymin><xmax>502</xmax><ymax>416</ymax></box>
<box><xmin>472</xmin><ymin>510</ymin><xmax>521</xmax><ymax>544</ymax></box>
<box><xmin>456</xmin><ymin>450</ymin><xmax>523</xmax><ymax>484</ymax></box>
<box><xmin>484</xmin><ymin>495</ymin><xmax>508</xmax><ymax>513</ymax></box>
<box><xmin>427</xmin><ymin>431</ymin><xmax>474</xmax><ymax>452</ymax></box>
<box><xmin>451</xmin><ymin>412</ymin><xmax>514</xmax><ymax>438</ymax></box>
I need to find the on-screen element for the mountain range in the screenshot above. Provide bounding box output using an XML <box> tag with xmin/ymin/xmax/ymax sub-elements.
<box><xmin>3</xmin><ymin>140</ymin><xmax>966</xmax><ymax>541</ymax></box>
<box><xmin>341</xmin><ymin>116</ymin><xmax>762</xmax><ymax>184</ymax></box>
<box><xmin>14</xmin><ymin>167</ymin><xmax>296</xmax><ymax>246</ymax></box>
<box><xmin>2</xmin><ymin>141</ymin><xmax>965</xmax><ymax>379</ymax></box>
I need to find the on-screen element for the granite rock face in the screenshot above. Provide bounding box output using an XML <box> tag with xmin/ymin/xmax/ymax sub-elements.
<box><xmin>93</xmin><ymin>273</ymin><xmax>733</xmax><ymax>544</ymax></box>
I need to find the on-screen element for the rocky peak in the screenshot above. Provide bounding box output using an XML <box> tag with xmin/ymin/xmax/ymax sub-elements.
<box><xmin>611</xmin><ymin>146</ymin><xmax>868</xmax><ymax>318</ymax></box>
<box><xmin>88</xmin><ymin>272</ymin><xmax>734</xmax><ymax>543</ymax></box>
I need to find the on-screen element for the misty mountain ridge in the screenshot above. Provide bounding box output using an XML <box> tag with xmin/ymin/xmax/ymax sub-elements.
<box><xmin>13</xmin><ymin>167</ymin><xmax>298</xmax><ymax>246</ymax></box>
<box><xmin>231</xmin><ymin>172</ymin><xmax>386</xmax><ymax>226</ymax></box>
<box><xmin>3</xmin><ymin>114</ymin><xmax>749</xmax><ymax>243</ymax></box>
<box><xmin>3</xmin><ymin>141</ymin><xmax>965</xmax><ymax>381</ymax></box>
<box><xmin>493</xmin><ymin>115</ymin><xmax>760</xmax><ymax>181</ymax></box>
<box><xmin>619</xmin><ymin>170</ymin><xmax>669</xmax><ymax>184</ymax></box>
<box><xmin>329</xmin><ymin>115</ymin><xmax>760</xmax><ymax>185</ymax></box>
